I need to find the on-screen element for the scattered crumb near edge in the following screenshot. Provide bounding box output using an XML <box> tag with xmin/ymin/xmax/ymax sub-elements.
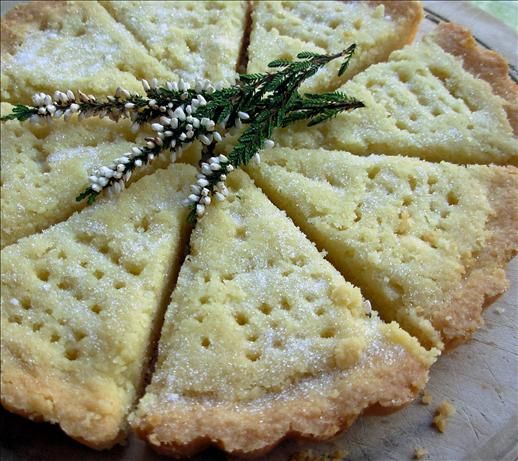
<box><xmin>289</xmin><ymin>449</ymin><xmax>348</xmax><ymax>461</ymax></box>
<box><xmin>413</xmin><ymin>447</ymin><xmax>428</xmax><ymax>459</ymax></box>
<box><xmin>432</xmin><ymin>400</ymin><xmax>456</xmax><ymax>433</ymax></box>
<box><xmin>495</xmin><ymin>307</ymin><xmax>505</xmax><ymax>315</ymax></box>
<box><xmin>421</xmin><ymin>388</ymin><xmax>432</xmax><ymax>405</ymax></box>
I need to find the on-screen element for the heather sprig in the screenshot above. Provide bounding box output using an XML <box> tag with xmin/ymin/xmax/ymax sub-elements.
<box><xmin>1</xmin><ymin>45</ymin><xmax>365</xmax><ymax>220</ymax></box>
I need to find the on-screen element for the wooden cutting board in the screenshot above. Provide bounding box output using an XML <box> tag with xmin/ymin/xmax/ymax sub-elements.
<box><xmin>1</xmin><ymin>2</ymin><xmax>517</xmax><ymax>460</ymax></box>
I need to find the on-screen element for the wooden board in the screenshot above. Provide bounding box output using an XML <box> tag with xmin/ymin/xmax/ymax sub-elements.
<box><xmin>1</xmin><ymin>2</ymin><xmax>517</xmax><ymax>460</ymax></box>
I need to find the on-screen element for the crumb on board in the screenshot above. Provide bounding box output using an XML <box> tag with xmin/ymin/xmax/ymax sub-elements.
<box><xmin>414</xmin><ymin>447</ymin><xmax>428</xmax><ymax>459</ymax></box>
<box><xmin>433</xmin><ymin>400</ymin><xmax>456</xmax><ymax>433</ymax></box>
<box><xmin>494</xmin><ymin>307</ymin><xmax>505</xmax><ymax>315</ymax></box>
<box><xmin>421</xmin><ymin>388</ymin><xmax>432</xmax><ymax>405</ymax></box>
<box><xmin>289</xmin><ymin>449</ymin><xmax>348</xmax><ymax>461</ymax></box>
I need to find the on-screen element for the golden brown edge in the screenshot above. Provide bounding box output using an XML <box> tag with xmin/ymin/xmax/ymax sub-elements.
<box><xmin>371</xmin><ymin>0</ymin><xmax>424</xmax><ymax>45</ymax></box>
<box><xmin>1</xmin><ymin>346</ymin><xmax>126</xmax><ymax>450</ymax></box>
<box><xmin>131</xmin><ymin>336</ymin><xmax>434</xmax><ymax>458</ymax></box>
<box><xmin>0</xmin><ymin>1</ymin><xmax>68</xmax><ymax>55</ymax></box>
<box><xmin>431</xmin><ymin>166</ymin><xmax>518</xmax><ymax>349</ymax></box>
<box><xmin>429</xmin><ymin>22</ymin><xmax>518</xmax><ymax>135</ymax></box>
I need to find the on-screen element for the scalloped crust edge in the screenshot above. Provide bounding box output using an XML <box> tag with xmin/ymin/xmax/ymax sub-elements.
<box><xmin>429</xmin><ymin>22</ymin><xmax>518</xmax><ymax>135</ymax></box>
<box><xmin>130</xmin><ymin>323</ymin><xmax>437</xmax><ymax>458</ymax></box>
<box><xmin>431</xmin><ymin>165</ymin><xmax>518</xmax><ymax>350</ymax></box>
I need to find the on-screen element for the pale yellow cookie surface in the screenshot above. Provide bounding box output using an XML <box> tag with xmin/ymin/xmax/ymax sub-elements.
<box><xmin>248</xmin><ymin>1</ymin><xmax>423</xmax><ymax>93</ymax></box>
<box><xmin>131</xmin><ymin>171</ymin><xmax>436</xmax><ymax>457</ymax></box>
<box><xmin>248</xmin><ymin>148</ymin><xmax>518</xmax><ymax>349</ymax></box>
<box><xmin>1</xmin><ymin>165</ymin><xmax>195</xmax><ymax>448</ymax></box>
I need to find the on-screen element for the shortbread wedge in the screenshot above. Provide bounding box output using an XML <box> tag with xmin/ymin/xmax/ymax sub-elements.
<box><xmin>1</xmin><ymin>1</ymin><xmax>176</xmax><ymax>103</ymax></box>
<box><xmin>271</xmin><ymin>24</ymin><xmax>518</xmax><ymax>165</ymax></box>
<box><xmin>102</xmin><ymin>1</ymin><xmax>248</xmax><ymax>85</ymax></box>
<box><xmin>130</xmin><ymin>170</ymin><xmax>437</xmax><ymax>457</ymax></box>
<box><xmin>1</xmin><ymin>164</ymin><xmax>195</xmax><ymax>449</ymax></box>
<box><xmin>0</xmin><ymin>103</ymin><xmax>201</xmax><ymax>248</ymax></box>
<box><xmin>248</xmin><ymin>1</ymin><xmax>423</xmax><ymax>93</ymax></box>
<box><xmin>247</xmin><ymin>148</ymin><xmax>518</xmax><ymax>350</ymax></box>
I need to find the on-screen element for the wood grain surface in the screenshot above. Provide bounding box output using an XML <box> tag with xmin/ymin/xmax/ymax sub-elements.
<box><xmin>1</xmin><ymin>2</ymin><xmax>517</xmax><ymax>460</ymax></box>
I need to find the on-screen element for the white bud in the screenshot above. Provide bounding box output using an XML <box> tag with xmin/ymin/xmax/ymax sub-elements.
<box><xmin>146</xmin><ymin>141</ymin><xmax>156</xmax><ymax>149</ymax></box>
<box><xmin>151</xmin><ymin>78</ymin><xmax>159</xmax><ymax>89</ymax></box>
<box><xmin>44</xmin><ymin>94</ymin><xmax>52</xmax><ymax>106</ymax></box>
<box><xmin>100</xmin><ymin>166</ymin><xmax>114</xmax><ymax>178</ymax></box>
<box><xmin>64</xmin><ymin>109</ymin><xmax>72</xmax><ymax>121</ymax></box>
<box><xmin>226</xmin><ymin>164</ymin><xmax>234</xmax><ymax>172</ymax></box>
<box><xmin>197</xmin><ymin>178</ymin><xmax>209</xmax><ymax>187</ymax></box>
<box><xmin>131</xmin><ymin>147</ymin><xmax>142</xmax><ymax>155</ymax></box>
<box><xmin>192</xmin><ymin>118</ymin><xmax>200</xmax><ymax>128</ymax></box>
<box><xmin>151</xmin><ymin>123</ymin><xmax>164</xmax><ymax>132</ymax></box>
<box><xmin>188</xmin><ymin>194</ymin><xmax>200</xmax><ymax>203</ymax></box>
<box><xmin>179</xmin><ymin>133</ymin><xmax>187</xmax><ymax>141</ymax></box>
<box><xmin>213</xmin><ymin>132</ymin><xmax>222</xmax><ymax>142</ymax></box>
<box><xmin>91</xmin><ymin>183</ymin><xmax>102</xmax><ymax>192</ymax></box>
<box><xmin>215</xmin><ymin>192</ymin><xmax>225</xmax><ymax>202</ymax></box>
<box><xmin>201</xmin><ymin>164</ymin><xmax>213</xmax><ymax>175</ymax></box>
<box><xmin>142</xmin><ymin>79</ymin><xmax>151</xmax><ymax>91</ymax></box>
<box><xmin>160</xmin><ymin>116</ymin><xmax>171</xmax><ymax>126</ymax></box>
<box><xmin>235</xmin><ymin>118</ymin><xmax>243</xmax><ymax>129</ymax></box>
<box><xmin>125</xmin><ymin>102</ymin><xmax>135</xmax><ymax>109</ymax></box>
<box><xmin>170</xmin><ymin>118</ymin><xmax>179</xmax><ymax>129</ymax></box>
<box><xmin>69</xmin><ymin>103</ymin><xmax>80</xmax><ymax>113</ymax></box>
<box><xmin>135</xmin><ymin>159</ymin><xmax>143</xmax><ymax>167</ymax></box>
<box><xmin>148</xmin><ymin>153</ymin><xmax>155</xmax><ymax>161</ymax></box>
<box><xmin>197</xmin><ymin>94</ymin><xmax>207</xmax><ymax>106</ymax></box>
<box><xmin>98</xmin><ymin>177</ymin><xmax>109</xmax><ymax>187</ymax></box>
<box><xmin>196</xmin><ymin>204</ymin><xmax>205</xmax><ymax>217</ymax></box>
<box><xmin>263</xmin><ymin>139</ymin><xmax>275</xmax><ymax>149</ymax></box>
<box><xmin>201</xmin><ymin>188</ymin><xmax>210</xmax><ymax>197</ymax></box>
<box><xmin>202</xmin><ymin>196</ymin><xmax>211</xmax><ymax>206</ymax></box>
<box><xmin>238</xmin><ymin>111</ymin><xmax>250</xmax><ymax>120</ymax></box>
<box><xmin>253</xmin><ymin>153</ymin><xmax>261</xmax><ymax>164</ymax></box>
<box><xmin>199</xmin><ymin>134</ymin><xmax>211</xmax><ymax>145</ymax></box>
<box><xmin>88</xmin><ymin>175</ymin><xmax>99</xmax><ymax>184</ymax></box>
<box><xmin>190</xmin><ymin>185</ymin><xmax>201</xmax><ymax>194</ymax></box>
<box><xmin>66</xmin><ymin>90</ymin><xmax>75</xmax><ymax>101</ymax></box>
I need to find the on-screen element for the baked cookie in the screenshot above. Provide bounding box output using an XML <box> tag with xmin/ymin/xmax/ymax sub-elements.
<box><xmin>102</xmin><ymin>1</ymin><xmax>249</xmax><ymax>84</ymax></box>
<box><xmin>0</xmin><ymin>102</ymin><xmax>201</xmax><ymax>248</ymax></box>
<box><xmin>247</xmin><ymin>148</ymin><xmax>518</xmax><ymax>349</ymax></box>
<box><xmin>270</xmin><ymin>24</ymin><xmax>518</xmax><ymax>165</ymax></box>
<box><xmin>248</xmin><ymin>1</ymin><xmax>423</xmax><ymax>93</ymax></box>
<box><xmin>1</xmin><ymin>164</ymin><xmax>195</xmax><ymax>448</ymax></box>
<box><xmin>130</xmin><ymin>170</ymin><xmax>437</xmax><ymax>457</ymax></box>
<box><xmin>1</xmin><ymin>1</ymin><xmax>176</xmax><ymax>103</ymax></box>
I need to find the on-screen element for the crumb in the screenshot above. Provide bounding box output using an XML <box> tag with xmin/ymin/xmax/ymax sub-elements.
<box><xmin>494</xmin><ymin>307</ymin><xmax>505</xmax><ymax>315</ymax></box>
<box><xmin>433</xmin><ymin>400</ymin><xmax>456</xmax><ymax>433</ymax></box>
<box><xmin>421</xmin><ymin>388</ymin><xmax>432</xmax><ymax>405</ymax></box>
<box><xmin>414</xmin><ymin>447</ymin><xmax>428</xmax><ymax>459</ymax></box>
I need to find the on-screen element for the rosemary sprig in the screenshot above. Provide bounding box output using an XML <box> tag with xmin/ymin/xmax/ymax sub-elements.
<box><xmin>1</xmin><ymin>46</ymin><xmax>364</xmax><ymax>220</ymax></box>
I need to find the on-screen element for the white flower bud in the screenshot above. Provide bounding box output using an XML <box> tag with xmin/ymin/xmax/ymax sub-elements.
<box><xmin>197</xmin><ymin>178</ymin><xmax>209</xmax><ymax>187</ymax></box>
<box><xmin>263</xmin><ymin>139</ymin><xmax>275</xmax><ymax>149</ymax></box>
<box><xmin>238</xmin><ymin>111</ymin><xmax>250</xmax><ymax>120</ymax></box>
<box><xmin>135</xmin><ymin>159</ymin><xmax>143</xmax><ymax>167</ymax></box>
<box><xmin>151</xmin><ymin>123</ymin><xmax>164</xmax><ymax>132</ymax></box>
<box><xmin>215</xmin><ymin>192</ymin><xmax>225</xmax><ymax>202</ymax></box>
<box><xmin>142</xmin><ymin>79</ymin><xmax>151</xmax><ymax>91</ymax></box>
<box><xmin>196</xmin><ymin>204</ymin><xmax>205</xmax><ymax>217</ymax></box>
<box><xmin>213</xmin><ymin>132</ymin><xmax>222</xmax><ymax>142</ymax></box>
<box><xmin>98</xmin><ymin>177</ymin><xmax>109</xmax><ymax>187</ymax></box>
<box><xmin>202</xmin><ymin>196</ymin><xmax>211</xmax><ymax>206</ymax></box>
